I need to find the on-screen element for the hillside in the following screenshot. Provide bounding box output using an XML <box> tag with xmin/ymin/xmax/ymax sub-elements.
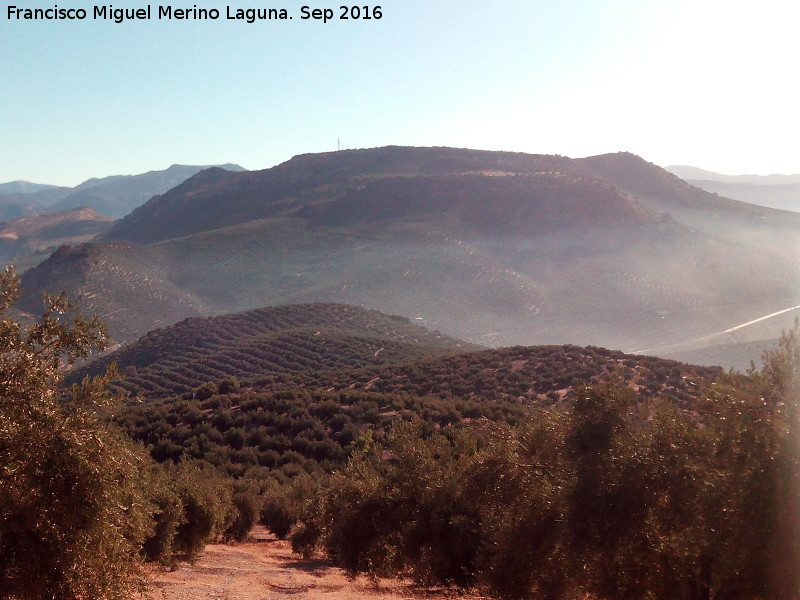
<box><xmin>50</xmin><ymin>163</ymin><xmax>246</xmax><ymax>218</ymax></box>
<box><xmin>0</xmin><ymin>206</ymin><xmax>114</xmax><ymax>263</ymax></box>
<box><xmin>102</xmin><ymin>147</ymin><xmax>601</xmax><ymax>244</ymax></box>
<box><xmin>20</xmin><ymin>147</ymin><xmax>800</xmax><ymax>368</ymax></box>
<box><xmin>0</xmin><ymin>182</ymin><xmax>72</xmax><ymax>220</ymax></box>
<box><xmin>581</xmin><ymin>152</ymin><xmax>800</xmax><ymax>232</ymax></box>
<box><xmin>0</xmin><ymin>191</ymin><xmax>62</xmax><ymax>221</ymax></box>
<box><xmin>110</xmin><ymin>328</ymin><xmax>722</xmax><ymax>475</ymax></box>
<box><xmin>72</xmin><ymin>303</ymin><xmax>479</xmax><ymax>397</ymax></box>
<box><xmin>286</xmin><ymin>344</ymin><xmax>723</xmax><ymax>405</ymax></box>
<box><xmin>0</xmin><ymin>164</ymin><xmax>247</xmax><ymax>227</ymax></box>
<box><xmin>19</xmin><ymin>243</ymin><xmax>208</xmax><ymax>341</ymax></box>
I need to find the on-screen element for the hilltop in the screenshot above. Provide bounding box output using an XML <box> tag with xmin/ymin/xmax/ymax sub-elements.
<box><xmin>19</xmin><ymin>147</ymin><xmax>800</xmax><ymax>368</ymax></box>
<box><xmin>72</xmin><ymin>303</ymin><xmax>479</xmax><ymax>398</ymax></box>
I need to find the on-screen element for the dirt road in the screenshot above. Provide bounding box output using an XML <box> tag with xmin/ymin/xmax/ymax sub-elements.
<box><xmin>150</xmin><ymin>527</ymin><xmax>481</xmax><ymax>600</ymax></box>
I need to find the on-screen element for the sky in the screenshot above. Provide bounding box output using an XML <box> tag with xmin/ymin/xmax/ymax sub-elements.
<box><xmin>2</xmin><ymin>0</ymin><xmax>799</xmax><ymax>186</ymax></box>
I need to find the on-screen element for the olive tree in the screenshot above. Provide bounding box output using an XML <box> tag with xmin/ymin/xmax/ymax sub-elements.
<box><xmin>0</xmin><ymin>266</ymin><xmax>155</xmax><ymax>599</ymax></box>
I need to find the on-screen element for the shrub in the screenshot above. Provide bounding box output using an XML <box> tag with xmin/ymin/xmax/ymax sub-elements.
<box><xmin>225</xmin><ymin>488</ymin><xmax>262</xmax><ymax>542</ymax></box>
<box><xmin>0</xmin><ymin>267</ymin><xmax>156</xmax><ymax>599</ymax></box>
<box><xmin>260</xmin><ymin>473</ymin><xmax>319</xmax><ymax>539</ymax></box>
<box><xmin>169</xmin><ymin>461</ymin><xmax>234</xmax><ymax>562</ymax></box>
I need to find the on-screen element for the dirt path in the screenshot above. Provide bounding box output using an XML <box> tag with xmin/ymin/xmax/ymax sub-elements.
<box><xmin>149</xmin><ymin>526</ymin><xmax>483</xmax><ymax>600</ymax></box>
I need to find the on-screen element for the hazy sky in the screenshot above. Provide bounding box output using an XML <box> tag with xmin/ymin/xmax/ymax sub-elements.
<box><xmin>2</xmin><ymin>0</ymin><xmax>799</xmax><ymax>185</ymax></box>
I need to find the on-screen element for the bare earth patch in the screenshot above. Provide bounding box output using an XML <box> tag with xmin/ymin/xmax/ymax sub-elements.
<box><xmin>149</xmin><ymin>526</ymin><xmax>485</xmax><ymax>600</ymax></box>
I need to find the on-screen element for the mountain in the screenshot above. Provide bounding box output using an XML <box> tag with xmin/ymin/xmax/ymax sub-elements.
<box><xmin>0</xmin><ymin>181</ymin><xmax>60</xmax><ymax>194</ymax></box>
<box><xmin>0</xmin><ymin>163</ymin><xmax>246</xmax><ymax>268</ymax></box>
<box><xmin>584</xmin><ymin>153</ymin><xmax>800</xmax><ymax>232</ymax></box>
<box><xmin>49</xmin><ymin>163</ymin><xmax>247</xmax><ymax>218</ymax></box>
<box><xmin>0</xmin><ymin>196</ymin><xmax>43</xmax><ymax>221</ymax></box>
<box><xmin>0</xmin><ymin>186</ymin><xmax>73</xmax><ymax>220</ymax></box>
<box><xmin>0</xmin><ymin>164</ymin><xmax>247</xmax><ymax>225</ymax></box>
<box><xmin>679</xmin><ymin>181</ymin><xmax>800</xmax><ymax>213</ymax></box>
<box><xmin>102</xmin><ymin>148</ymin><xmax>600</xmax><ymax>244</ymax></box>
<box><xmin>666</xmin><ymin>165</ymin><xmax>800</xmax><ymax>212</ymax></box>
<box><xmin>667</xmin><ymin>165</ymin><xmax>800</xmax><ymax>185</ymax></box>
<box><xmin>20</xmin><ymin>147</ymin><xmax>800</xmax><ymax>369</ymax></box>
<box><xmin>0</xmin><ymin>206</ymin><xmax>114</xmax><ymax>265</ymax></box>
<box><xmin>70</xmin><ymin>303</ymin><xmax>480</xmax><ymax>397</ymax></box>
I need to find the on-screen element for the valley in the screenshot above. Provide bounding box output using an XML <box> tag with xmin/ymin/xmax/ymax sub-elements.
<box><xmin>11</xmin><ymin>146</ymin><xmax>798</xmax><ymax>370</ymax></box>
<box><xmin>0</xmin><ymin>179</ymin><xmax>797</xmax><ymax>598</ymax></box>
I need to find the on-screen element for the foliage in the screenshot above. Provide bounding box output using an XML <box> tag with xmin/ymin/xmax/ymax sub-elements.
<box><xmin>224</xmin><ymin>481</ymin><xmax>262</xmax><ymax>542</ymax></box>
<box><xmin>292</xmin><ymin>325</ymin><xmax>800</xmax><ymax>600</ymax></box>
<box><xmin>70</xmin><ymin>303</ymin><xmax>475</xmax><ymax>398</ymax></box>
<box><xmin>293</xmin><ymin>422</ymin><xmax>489</xmax><ymax>585</ymax></box>
<box><xmin>167</xmin><ymin>461</ymin><xmax>235</xmax><ymax>562</ymax></box>
<box><xmin>0</xmin><ymin>266</ymin><xmax>154</xmax><ymax>599</ymax></box>
<box><xmin>114</xmin><ymin>386</ymin><xmax>522</xmax><ymax>477</ymax></box>
<box><xmin>259</xmin><ymin>473</ymin><xmax>320</xmax><ymax>539</ymax></box>
<box><xmin>754</xmin><ymin>320</ymin><xmax>800</xmax><ymax>599</ymax></box>
<box><xmin>140</xmin><ymin>464</ymin><xmax>185</xmax><ymax>565</ymax></box>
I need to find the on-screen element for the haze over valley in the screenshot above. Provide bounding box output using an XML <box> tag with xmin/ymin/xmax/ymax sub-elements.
<box><xmin>5</xmin><ymin>146</ymin><xmax>798</xmax><ymax>371</ymax></box>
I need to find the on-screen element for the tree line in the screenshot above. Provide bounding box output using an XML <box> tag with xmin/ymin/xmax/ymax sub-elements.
<box><xmin>1</xmin><ymin>263</ymin><xmax>797</xmax><ymax>599</ymax></box>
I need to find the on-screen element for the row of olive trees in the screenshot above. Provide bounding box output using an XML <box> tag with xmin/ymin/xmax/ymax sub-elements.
<box><xmin>290</xmin><ymin>327</ymin><xmax>800</xmax><ymax>600</ymax></box>
<box><xmin>0</xmin><ymin>267</ymin><xmax>260</xmax><ymax>599</ymax></box>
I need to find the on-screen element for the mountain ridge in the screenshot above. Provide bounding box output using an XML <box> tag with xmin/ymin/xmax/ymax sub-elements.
<box><xmin>19</xmin><ymin>146</ymin><xmax>799</xmax><ymax>370</ymax></box>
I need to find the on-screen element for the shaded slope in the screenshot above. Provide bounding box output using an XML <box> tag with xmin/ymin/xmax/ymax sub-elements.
<box><xmin>0</xmin><ymin>186</ymin><xmax>73</xmax><ymax>219</ymax></box>
<box><xmin>19</xmin><ymin>243</ymin><xmax>208</xmax><ymax>342</ymax></box>
<box><xmin>297</xmin><ymin>173</ymin><xmax>661</xmax><ymax>234</ymax></box>
<box><xmin>580</xmin><ymin>152</ymin><xmax>800</xmax><ymax>232</ymax></box>
<box><xmin>103</xmin><ymin>147</ymin><xmax>599</xmax><ymax>244</ymax></box>
<box><xmin>21</xmin><ymin>147</ymin><xmax>800</xmax><ymax>368</ymax></box>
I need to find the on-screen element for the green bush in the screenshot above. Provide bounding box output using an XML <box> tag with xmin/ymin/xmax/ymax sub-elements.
<box><xmin>290</xmin><ymin>337</ymin><xmax>800</xmax><ymax>600</ymax></box>
<box><xmin>0</xmin><ymin>267</ymin><xmax>156</xmax><ymax>599</ymax></box>
<box><xmin>141</xmin><ymin>467</ymin><xmax>185</xmax><ymax>565</ymax></box>
<box><xmin>225</xmin><ymin>488</ymin><xmax>262</xmax><ymax>542</ymax></box>
<box><xmin>169</xmin><ymin>461</ymin><xmax>234</xmax><ymax>562</ymax></box>
<box><xmin>260</xmin><ymin>473</ymin><xmax>319</xmax><ymax>539</ymax></box>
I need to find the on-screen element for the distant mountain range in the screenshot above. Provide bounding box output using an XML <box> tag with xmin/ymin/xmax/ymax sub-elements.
<box><xmin>0</xmin><ymin>163</ymin><xmax>246</xmax><ymax>221</ymax></box>
<box><xmin>667</xmin><ymin>165</ymin><xmax>800</xmax><ymax>212</ymax></box>
<box><xmin>0</xmin><ymin>181</ymin><xmax>60</xmax><ymax>195</ymax></box>
<box><xmin>14</xmin><ymin>147</ymin><xmax>800</xmax><ymax>370</ymax></box>
<box><xmin>667</xmin><ymin>165</ymin><xmax>800</xmax><ymax>185</ymax></box>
